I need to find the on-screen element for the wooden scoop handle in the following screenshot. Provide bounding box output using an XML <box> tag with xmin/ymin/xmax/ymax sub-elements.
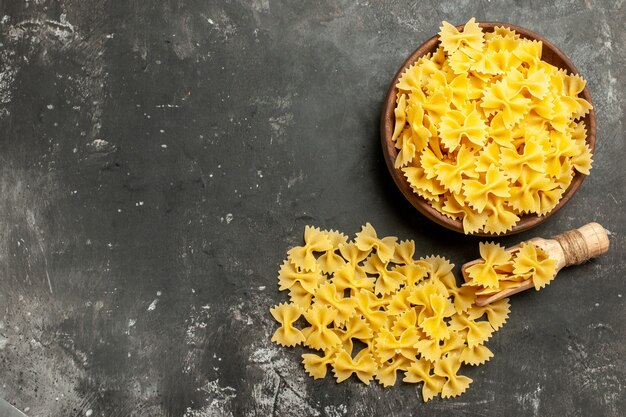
<box><xmin>552</xmin><ymin>222</ymin><xmax>609</xmax><ymax>267</ymax></box>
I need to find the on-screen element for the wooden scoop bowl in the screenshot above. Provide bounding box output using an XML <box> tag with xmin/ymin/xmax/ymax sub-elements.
<box><xmin>462</xmin><ymin>223</ymin><xmax>609</xmax><ymax>306</ymax></box>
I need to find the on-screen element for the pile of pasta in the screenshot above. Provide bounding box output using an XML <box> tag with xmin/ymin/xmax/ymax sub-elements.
<box><xmin>392</xmin><ymin>18</ymin><xmax>593</xmax><ymax>234</ymax></box>
<box><xmin>270</xmin><ymin>224</ymin><xmax>513</xmax><ymax>401</ymax></box>
<box><xmin>465</xmin><ymin>241</ymin><xmax>558</xmax><ymax>295</ymax></box>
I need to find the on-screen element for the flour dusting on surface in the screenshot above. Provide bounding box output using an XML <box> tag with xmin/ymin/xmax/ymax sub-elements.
<box><xmin>147</xmin><ymin>299</ymin><xmax>159</xmax><ymax>311</ymax></box>
<box><xmin>516</xmin><ymin>385</ymin><xmax>542</xmax><ymax>416</ymax></box>
<box><xmin>183</xmin><ymin>379</ymin><xmax>237</xmax><ymax>417</ymax></box>
<box><xmin>324</xmin><ymin>404</ymin><xmax>348</xmax><ymax>417</ymax></box>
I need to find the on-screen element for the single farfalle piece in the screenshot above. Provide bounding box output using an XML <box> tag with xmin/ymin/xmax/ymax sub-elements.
<box><xmin>406</xmin><ymin>101</ymin><xmax>432</xmax><ymax>147</ymax></box>
<box><xmin>420</xmin><ymin>255</ymin><xmax>456</xmax><ymax>281</ymax></box>
<box><xmin>331</xmin><ymin>263</ymin><xmax>375</xmax><ymax>295</ymax></box>
<box><xmin>353</xmin><ymin>289</ymin><xmax>388</xmax><ymax>332</ymax></box>
<box><xmin>403</xmin><ymin>358</ymin><xmax>446</xmax><ymax>402</ymax></box>
<box><xmin>332</xmin><ymin>348</ymin><xmax>378</xmax><ymax>385</ymax></box>
<box><xmin>480</xmin><ymin>78</ymin><xmax>531</xmax><ymax>128</ymax></box>
<box><xmin>424</xmin><ymin>69</ymin><xmax>450</xmax><ymax>96</ymax></box>
<box><xmin>475</xmin><ymin>142</ymin><xmax>502</xmax><ymax>173</ymax></box>
<box><xmin>438</xmin><ymin>18</ymin><xmax>485</xmax><ymax>54</ymax></box>
<box><xmin>287</xmin><ymin>226</ymin><xmax>333</xmax><ymax>272</ymax></box>
<box><xmin>465</xmin><ymin>242</ymin><xmax>512</xmax><ymax>288</ymax></box>
<box><xmin>363</xmin><ymin>253</ymin><xmax>406</xmax><ymax>296</ymax></box>
<box><xmin>316</xmin><ymin>229</ymin><xmax>348</xmax><ymax>274</ymax></box>
<box><xmin>375</xmin><ymin>355</ymin><xmax>412</xmax><ymax>387</ymax></box>
<box><xmin>408</xmin><ymin>280</ymin><xmax>449</xmax><ymax>314</ymax></box>
<box><xmin>499</xmin><ymin>137</ymin><xmax>546</xmax><ymax>181</ymax></box>
<box><xmin>467</xmin><ymin>298</ymin><xmax>510</xmax><ymax>331</ymax></box>
<box><xmin>374</xmin><ymin>327</ymin><xmax>421</xmax><ymax>362</ymax></box>
<box><xmin>395</xmin><ymin>128</ymin><xmax>416</xmax><ymax>168</ymax></box>
<box><xmin>335</xmin><ymin>314</ymin><xmax>374</xmax><ymax>353</ymax></box>
<box><xmin>549</xmin><ymin>94</ymin><xmax>577</xmax><ymax>133</ymax></box>
<box><xmin>570</xmin><ymin>137</ymin><xmax>593</xmax><ymax>175</ymax></box>
<box><xmin>485</xmin><ymin>25</ymin><xmax>520</xmax><ymax>41</ymax></box>
<box><xmin>390</xmin><ymin>307</ymin><xmax>419</xmax><ymax>336</ymax></box>
<box><xmin>449</xmin><ymin>314</ymin><xmax>494</xmax><ymax>348</ymax></box>
<box><xmin>423</xmin><ymin>89</ymin><xmax>452</xmax><ymax>124</ymax></box>
<box><xmin>288</xmin><ymin>282</ymin><xmax>315</xmax><ymax>310</ymax></box>
<box><xmin>462</xmin><ymin>164</ymin><xmax>511</xmax><ymax>213</ymax></box>
<box><xmin>438</xmin><ymin>106</ymin><xmax>488</xmax><ymax>152</ymax></box>
<box><xmin>419</xmin><ymin>294</ymin><xmax>454</xmax><ymax>341</ymax></box>
<box><xmin>395</xmin><ymin>263</ymin><xmax>429</xmax><ymax>287</ymax></box>
<box><xmin>512</xmin><ymin>39</ymin><xmax>542</xmax><ymax>68</ymax></box>
<box><xmin>414</xmin><ymin>331</ymin><xmax>464</xmax><ymax>364</ymax></box>
<box><xmin>440</xmin><ymin>330</ymin><xmax>466</xmax><ymax>357</ymax></box>
<box><xmin>513</xmin><ymin>243</ymin><xmax>558</xmax><ymax>290</ymax></box>
<box><xmin>314</xmin><ymin>282</ymin><xmax>355</xmax><ymax>326</ymax></box>
<box><xmin>386</xmin><ymin>286</ymin><xmax>411</xmax><ymax>316</ymax></box>
<box><xmin>337</xmin><ymin>242</ymin><xmax>369</xmax><ymax>276</ymax></box>
<box><xmin>396</xmin><ymin>104</ymin><xmax>431</xmax><ymax>168</ymax></box>
<box><xmin>460</xmin><ymin>343</ymin><xmax>494</xmax><ymax>366</ymax></box>
<box><xmin>482</xmin><ymin>199</ymin><xmax>520</xmax><ymax>235</ymax></box>
<box><xmin>448</xmin><ymin>46</ymin><xmax>483</xmax><ymax>75</ymax></box>
<box><xmin>414</xmin><ymin>337</ymin><xmax>442</xmax><ymax>363</ymax></box>
<box><xmin>546</xmin><ymin>130</ymin><xmax>578</xmax><ymax>176</ymax></box>
<box><xmin>387</xmin><ymin>287</ymin><xmax>414</xmax><ymax>316</ymax></box>
<box><xmin>439</xmin><ymin>272</ymin><xmax>477</xmax><ymax>313</ymax></box>
<box><xmin>488</xmin><ymin>112</ymin><xmax>514</xmax><ymax>148</ymax></box>
<box><xmin>508</xmin><ymin>168</ymin><xmax>554</xmax><ymax>214</ymax></box>
<box><xmin>434</xmin><ymin>353</ymin><xmax>473</xmax><ymax>398</ymax></box>
<box><xmin>556</xmin><ymin>158</ymin><xmax>575</xmax><ymax>193</ymax></box>
<box><xmin>438</xmin><ymin>73</ymin><xmax>472</xmax><ymax>109</ymax></box>
<box><xmin>409</xmin><ymin>282</ymin><xmax>452</xmax><ymax>327</ymax></box>
<box><xmin>396</xmin><ymin>64</ymin><xmax>424</xmax><ymax>93</ymax></box>
<box><xmin>301</xmin><ymin>304</ymin><xmax>342</xmax><ymax>350</ymax></box>
<box><xmin>420</xmin><ymin>146</ymin><xmax>442</xmax><ymax>180</ymax></box>
<box><xmin>442</xmin><ymin>193</ymin><xmax>489</xmax><ymax>234</ymax></box>
<box><xmin>474</xmin><ymin>49</ymin><xmax>520</xmax><ymax>75</ymax></box>
<box><xmin>506</xmin><ymin>67</ymin><xmax>550</xmax><ymax>100</ymax></box>
<box><xmin>560</xmin><ymin>72</ymin><xmax>593</xmax><ymax>119</ymax></box>
<box><xmin>432</xmin><ymin>145</ymin><xmax>479</xmax><ymax>194</ymax></box>
<box><xmin>302</xmin><ymin>348</ymin><xmax>338</xmax><ymax>379</ymax></box>
<box><xmin>403</xmin><ymin>165</ymin><xmax>446</xmax><ymax>202</ymax></box>
<box><xmin>354</xmin><ymin>223</ymin><xmax>397</xmax><ymax>263</ymax></box>
<box><xmin>278</xmin><ymin>259</ymin><xmax>324</xmax><ymax>294</ymax></box>
<box><xmin>270</xmin><ymin>303</ymin><xmax>306</xmax><ymax>347</ymax></box>
<box><xmin>391</xmin><ymin>94</ymin><xmax>408</xmax><ymax>143</ymax></box>
<box><xmin>391</xmin><ymin>240</ymin><xmax>416</xmax><ymax>265</ymax></box>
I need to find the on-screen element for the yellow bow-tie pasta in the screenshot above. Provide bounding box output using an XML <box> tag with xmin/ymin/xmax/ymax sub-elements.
<box><xmin>393</xmin><ymin>19</ymin><xmax>593</xmax><ymax>234</ymax></box>
<box><xmin>465</xmin><ymin>241</ymin><xmax>558</xmax><ymax>293</ymax></box>
<box><xmin>269</xmin><ymin>224</ymin><xmax>567</xmax><ymax>402</ymax></box>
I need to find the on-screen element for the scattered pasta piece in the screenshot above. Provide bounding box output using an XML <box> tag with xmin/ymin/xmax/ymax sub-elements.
<box><xmin>393</xmin><ymin>19</ymin><xmax>593</xmax><ymax>234</ymax></box>
<box><xmin>513</xmin><ymin>243</ymin><xmax>558</xmax><ymax>290</ymax></box>
<box><xmin>270</xmin><ymin>302</ymin><xmax>306</xmax><ymax>347</ymax></box>
<box><xmin>465</xmin><ymin>242</ymin><xmax>512</xmax><ymax>289</ymax></box>
<box><xmin>270</xmin><ymin>224</ymin><xmax>517</xmax><ymax>402</ymax></box>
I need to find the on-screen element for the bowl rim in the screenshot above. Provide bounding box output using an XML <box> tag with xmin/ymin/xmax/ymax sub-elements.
<box><xmin>380</xmin><ymin>21</ymin><xmax>596</xmax><ymax>236</ymax></box>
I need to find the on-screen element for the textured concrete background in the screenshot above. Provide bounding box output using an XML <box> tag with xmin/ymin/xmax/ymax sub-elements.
<box><xmin>0</xmin><ymin>1</ymin><xmax>624</xmax><ymax>416</ymax></box>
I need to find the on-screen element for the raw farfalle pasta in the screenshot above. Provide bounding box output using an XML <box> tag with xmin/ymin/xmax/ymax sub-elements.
<box><xmin>270</xmin><ymin>303</ymin><xmax>305</xmax><ymax>347</ymax></box>
<box><xmin>270</xmin><ymin>224</ymin><xmax>515</xmax><ymax>402</ymax></box>
<box><xmin>393</xmin><ymin>18</ymin><xmax>593</xmax><ymax>234</ymax></box>
<box><xmin>465</xmin><ymin>241</ymin><xmax>558</xmax><ymax>293</ymax></box>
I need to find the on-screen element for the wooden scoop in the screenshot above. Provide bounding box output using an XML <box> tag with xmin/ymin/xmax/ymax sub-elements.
<box><xmin>462</xmin><ymin>222</ymin><xmax>610</xmax><ymax>306</ymax></box>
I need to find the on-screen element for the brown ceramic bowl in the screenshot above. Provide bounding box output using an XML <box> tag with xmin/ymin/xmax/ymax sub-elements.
<box><xmin>381</xmin><ymin>22</ymin><xmax>596</xmax><ymax>236</ymax></box>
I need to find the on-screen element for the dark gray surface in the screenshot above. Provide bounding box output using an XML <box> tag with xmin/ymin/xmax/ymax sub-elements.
<box><xmin>0</xmin><ymin>1</ymin><xmax>624</xmax><ymax>416</ymax></box>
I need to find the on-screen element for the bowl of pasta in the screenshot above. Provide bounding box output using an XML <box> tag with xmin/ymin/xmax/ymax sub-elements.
<box><xmin>381</xmin><ymin>19</ymin><xmax>595</xmax><ymax>236</ymax></box>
